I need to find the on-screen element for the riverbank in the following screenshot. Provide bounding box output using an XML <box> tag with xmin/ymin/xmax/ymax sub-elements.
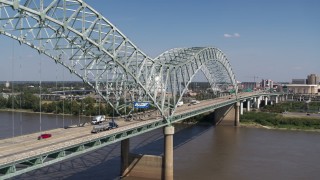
<box><xmin>0</xmin><ymin>108</ymin><xmax>89</xmax><ymax>118</ymax></box>
<box><xmin>240</xmin><ymin>121</ymin><xmax>320</xmax><ymax>132</ymax></box>
<box><xmin>0</xmin><ymin>108</ymin><xmax>35</xmax><ymax>113</ymax></box>
<box><xmin>240</xmin><ymin>111</ymin><xmax>320</xmax><ymax>132</ymax></box>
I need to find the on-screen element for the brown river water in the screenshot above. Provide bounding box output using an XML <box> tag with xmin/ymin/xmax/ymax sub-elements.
<box><xmin>1</xmin><ymin>111</ymin><xmax>320</xmax><ymax>180</ymax></box>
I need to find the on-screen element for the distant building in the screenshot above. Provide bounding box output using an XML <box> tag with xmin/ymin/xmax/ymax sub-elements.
<box><xmin>261</xmin><ymin>79</ymin><xmax>273</xmax><ymax>89</ymax></box>
<box><xmin>307</xmin><ymin>74</ymin><xmax>319</xmax><ymax>85</ymax></box>
<box><xmin>5</xmin><ymin>81</ymin><xmax>9</xmax><ymax>88</ymax></box>
<box><xmin>275</xmin><ymin>82</ymin><xmax>289</xmax><ymax>92</ymax></box>
<box><xmin>292</xmin><ymin>79</ymin><xmax>306</xmax><ymax>84</ymax></box>
<box><xmin>241</xmin><ymin>82</ymin><xmax>260</xmax><ymax>91</ymax></box>
<box><xmin>283</xmin><ymin>74</ymin><xmax>320</xmax><ymax>94</ymax></box>
<box><xmin>285</xmin><ymin>84</ymin><xmax>319</xmax><ymax>94</ymax></box>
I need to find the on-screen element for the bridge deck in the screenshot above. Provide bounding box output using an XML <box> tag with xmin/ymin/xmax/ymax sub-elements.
<box><xmin>0</xmin><ymin>119</ymin><xmax>138</xmax><ymax>165</ymax></box>
<box><xmin>0</xmin><ymin>97</ymin><xmax>226</xmax><ymax>164</ymax></box>
<box><xmin>0</xmin><ymin>92</ymin><xmax>270</xmax><ymax>177</ymax></box>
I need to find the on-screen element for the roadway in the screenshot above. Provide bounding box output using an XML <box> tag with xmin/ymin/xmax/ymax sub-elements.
<box><xmin>0</xmin><ymin>92</ymin><xmax>262</xmax><ymax>168</ymax></box>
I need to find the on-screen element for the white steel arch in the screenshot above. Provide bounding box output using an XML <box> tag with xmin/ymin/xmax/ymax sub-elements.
<box><xmin>0</xmin><ymin>0</ymin><xmax>237</xmax><ymax>123</ymax></box>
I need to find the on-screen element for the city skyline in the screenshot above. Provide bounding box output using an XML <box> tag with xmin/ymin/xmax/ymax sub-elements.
<box><xmin>0</xmin><ymin>0</ymin><xmax>319</xmax><ymax>82</ymax></box>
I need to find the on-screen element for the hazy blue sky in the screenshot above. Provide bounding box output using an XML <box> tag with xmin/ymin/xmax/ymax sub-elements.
<box><xmin>0</xmin><ymin>0</ymin><xmax>319</xmax><ymax>82</ymax></box>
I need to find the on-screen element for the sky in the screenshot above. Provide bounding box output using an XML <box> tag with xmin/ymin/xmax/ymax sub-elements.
<box><xmin>0</xmin><ymin>0</ymin><xmax>319</xmax><ymax>83</ymax></box>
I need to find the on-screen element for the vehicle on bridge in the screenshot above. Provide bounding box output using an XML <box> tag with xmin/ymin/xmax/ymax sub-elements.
<box><xmin>177</xmin><ymin>101</ymin><xmax>184</xmax><ymax>107</ymax></box>
<box><xmin>91</xmin><ymin>115</ymin><xmax>106</xmax><ymax>125</ymax></box>
<box><xmin>91</xmin><ymin>119</ymin><xmax>119</xmax><ymax>133</ymax></box>
<box><xmin>190</xmin><ymin>100</ymin><xmax>200</xmax><ymax>105</ymax></box>
<box><xmin>37</xmin><ymin>133</ymin><xmax>52</xmax><ymax>140</ymax></box>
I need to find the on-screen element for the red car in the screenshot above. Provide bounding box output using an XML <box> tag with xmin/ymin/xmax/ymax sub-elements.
<box><xmin>38</xmin><ymin>133</ymin><xmax>52</xmax><ymax>140</ymax></box>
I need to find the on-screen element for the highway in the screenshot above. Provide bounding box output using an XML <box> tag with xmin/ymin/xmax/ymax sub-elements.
<box><xmin>0</xmin><ymin>92</ymin><xmax>262</xmax><ymax>168</ymax></box>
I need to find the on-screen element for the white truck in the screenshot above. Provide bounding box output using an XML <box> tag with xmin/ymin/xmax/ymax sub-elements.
<box><xmin>91</xmin><ymin>119</ymin><xmax>119</xmax><ymax>133</ymax></box>
<box><xmin>91</xmin><ymin>115</ymin><xmax>106</xmax><ymax>125</ymax></box>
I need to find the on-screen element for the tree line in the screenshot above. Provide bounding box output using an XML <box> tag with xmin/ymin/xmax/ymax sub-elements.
<box><xmin>0</xmin><ymin>92</ymin><xmax>119</xmax><ymax>117</ymax></box>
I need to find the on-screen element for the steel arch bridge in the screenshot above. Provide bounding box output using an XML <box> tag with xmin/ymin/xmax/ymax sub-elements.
<box><xmin>0</xmin><ymin>0</ymin><xmax>237</xmax><ymax>123</ymax></box>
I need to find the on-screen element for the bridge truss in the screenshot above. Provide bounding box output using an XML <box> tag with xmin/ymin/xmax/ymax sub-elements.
<box><xmin>0</xmin><ymin>0</ymin><xmax>237</xmax><ymax>122</ymax></box>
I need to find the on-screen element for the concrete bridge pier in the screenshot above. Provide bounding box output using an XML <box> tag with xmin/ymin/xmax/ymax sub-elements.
<box><xmin>255</xmin><ymin>97</ymin><xmax>261</xmax><ymax>109</ymax></box>
<box><xmin>120</xmin><ymin>126</ymin><xmax>175</xmax><ymax>180</ymax></box>
<box><xmin>275</xmin><ymin>96</ymin><xmax>278</xmax><ymax>104</ymax></box>
<box><xmin>246</xmin><ymin>100</ymin><xmax>251</xmax><ymax>112</ymax></box>
<box><xmin>164</xmin><ymin>126</ymin><xmax>175</xmax><ymax>180</ymax></box>
<box><xmin>264</xmin><ymin>96</ymin><xmax>268</xmax><ymax>106</ymax></box>
<box><xmin>213</xmin><ymin>102</ymin><xmax>240</xmax><ymax>126</ymax></box>
<box><xmin>121</xmin><ymin>139</ymin><xmax>130</xmax><ymax>174</ymax></box>
<box><xmin>235</xmin><ymin>102</ymin><xmax>240</xmax><ymax>126</ymax></box>
<box><xmin>240</xmin><ymin>101</ymin><xmax>244</xmax><ymax>115</ymax></box>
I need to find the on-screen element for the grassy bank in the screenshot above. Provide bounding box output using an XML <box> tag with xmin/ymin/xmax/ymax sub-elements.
<box><xmin>241</xmin><ymin>111</ymin><xmax>320</xmax><ymax>131</ymax></box>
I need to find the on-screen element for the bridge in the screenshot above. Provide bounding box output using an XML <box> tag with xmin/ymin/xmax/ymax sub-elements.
<box><xmin>0</xmin><ymin>0</ymin><xmax>287</xmax><ymax>179</ymax></box>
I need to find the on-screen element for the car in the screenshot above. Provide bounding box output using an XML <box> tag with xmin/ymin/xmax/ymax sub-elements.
<box><xmin>177</xmin><ymin>101</ymin><xmax>184</xmax><ymax>107</ymax></box>
<box><xmin>38</xmin><ymin>133</ymin><xmax>52</xmax><ymax>140</ymax></box>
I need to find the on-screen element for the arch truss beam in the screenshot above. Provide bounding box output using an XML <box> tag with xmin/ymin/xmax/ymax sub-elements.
<box><xmin>0</xmin><ymin>0</ymin><xmax>238</xmax><ymax>123</ymax></box>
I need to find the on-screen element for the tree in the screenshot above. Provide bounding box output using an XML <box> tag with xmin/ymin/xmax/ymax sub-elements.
<box><xmin>0</xmin><ymin>96</ymin><xmax>7</xmax><ymax>108</ymax></box>
<box><xmin>20</xmin><ymin>92</ymin><xmax>40</xmax><ymax>110</ymax></box>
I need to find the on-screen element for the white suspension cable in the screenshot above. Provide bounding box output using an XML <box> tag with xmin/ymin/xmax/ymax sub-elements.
<box><xmin>55</xmin><ymin>65</ymin><xmax>58</xmax><ymax>128</ymax></box>
<box><xmin>19</xmin><ymin>61</ymin><xmax>22</xmax><ymax>136</ymax></box>
<box><xmin>63</xmin><ymin>68</ymin><xmax>65</xmax><ymax>128</ymax></box>
<box><xmin>39</xmin><ymin>55</ymin><xmax>42</xmax><ymax>133</ymax></box>
<box><xmin>11</xmin><ymin>39</ymin><xmax>15</xmax><ymax>139</ymax></box>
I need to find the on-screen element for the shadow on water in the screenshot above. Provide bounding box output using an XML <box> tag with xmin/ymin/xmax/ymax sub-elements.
<box><xmin>131</xmin><ymin>123</ymin><xmax>213</xmax><ymax>155</ymax></box>
<box><xmin>14</xmin><ymin>123</ymin><xmax>213</xmax><ymax>180</ymax></box>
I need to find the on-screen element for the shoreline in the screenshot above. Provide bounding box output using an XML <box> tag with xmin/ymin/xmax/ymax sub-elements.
<box><xmin>0</xmin><ymin>108</ymin><xmax>84</xmax><ymax>117</ymax></box>
<box><xmin>240</xmin><ymin>121</ymin><xmax>320</xmax><ymax>133</ymax></box>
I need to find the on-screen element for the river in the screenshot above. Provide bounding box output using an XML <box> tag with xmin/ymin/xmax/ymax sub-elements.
<box><xmin>1</xmin><ymin>111</ymin><xmax>320</xmax><ymax>180</ymax></box>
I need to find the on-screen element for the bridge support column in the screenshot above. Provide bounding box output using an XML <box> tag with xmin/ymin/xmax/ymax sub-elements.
<box><xmin>240</xmin><ymin>101</ymin><xmax>244</xmax><ymax>115</ymax></box>
<box><xmin>164</xmin><ymin>126</ymin><xmax>174</xmax><ymax>180</ymax></box>
<box><xmin>247</xmin><ymin>100</ymin><xmax>251</xmax><ymax>112</ymax></box>
<box><xmin>121</xmin><ymin>138</ymin><xmax>130</xmax><ymax>175</ymax></box>
<box><xmin>235</xmin><ymin>102</ymin><xmax>240</xmax><ymax>126</ymax></box>
<box><xmin>264</xmin><ymin>97</ymin><xmax>268</xmax><ymax>106</ymax></box>
<box><xmin>256</xmin><ymin>97</ymin><xmax>261</xmax><ymax>109</ymax></box>
<box><xmin>275</xmin><ymin>96</ymin><xmax>278</xmax><ymax>104</ymax></box>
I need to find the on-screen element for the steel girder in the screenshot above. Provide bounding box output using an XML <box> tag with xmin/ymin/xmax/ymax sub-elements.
<box><xmin>0</xmin><ymin>0</ymin><xmax>237</xmax><ymax>122</ymax></box>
